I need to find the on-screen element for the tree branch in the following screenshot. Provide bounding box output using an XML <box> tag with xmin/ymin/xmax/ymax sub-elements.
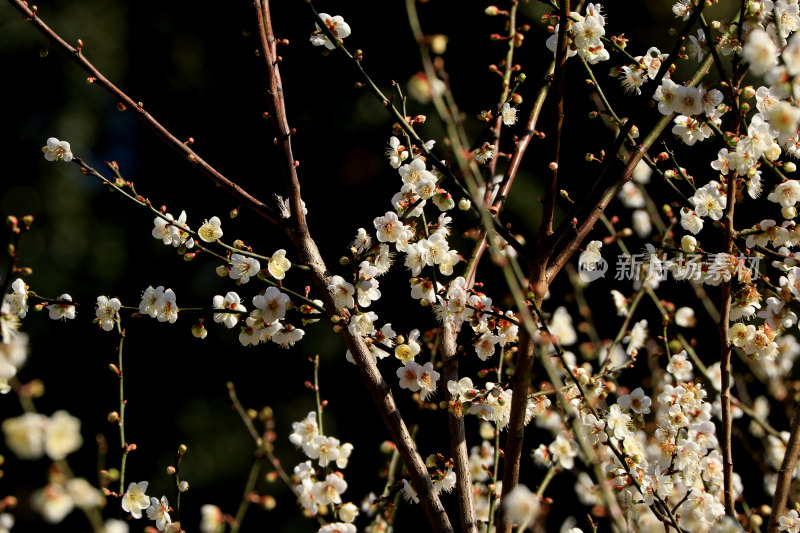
<box><xmin>6</xmin><ymin>0</ymin><xmax>281</xmax><ymax>226</ymax></box>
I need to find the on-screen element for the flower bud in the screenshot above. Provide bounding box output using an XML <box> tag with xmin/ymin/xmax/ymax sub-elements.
<box><xmin>261</xmin><ymin>495</ymin><xmax>276</xmax><ymax>510</ymax></box>
<box><xmin>215</xmin><ymin>265</ymin><xmax>229</xmax><ymax>277</ymax></box>
<box><xmin>782</xmin><ymin>206</ymin><xmax>797</xmax><ymax>219</ymax></box>
<box><xmin>178</xmin><ymin>481</ymin><xmax>189</xmax><ymax>492</ymax></box>
<box><xmin>681</xmin><ymin>235</ymin><xmax>697</xmax><ymax>253</ymax></box>
<box><xmin>339</xmin><ymin>502</ymin><xmax>359</xmax><ymax>523</ymax></box>
<box><xmin>458</xmin><ymin>198</ymin><xmax>471</xmax><ymax>211</ymax></box>
<box><xmin>191</xmin><ymin>323</ymin><xmax>207</xmax><ymax>339</ymax></box>
<box><xmin>485</xmin><ymin>6</ymin><xmax>499</xmax><ymax>15</ymax></box>
<box><xmin>166</xmin><ymin>466</ymin><xmax>177</xmax><ymax>475</ymax></box>
<box><xmin>742</xmin><ymin>86</ymin><xmax>756</xmax><ymax>99</ymax></box>
<box><xmin>108</xmin><ymin>412</ymin><xmax>120</xmax><ymax>424</ymax></box>
<box><xmin>178</xmin><ymin>444</ymin><xmax>188</xmax><ymax>455</ymax></box>
<box><xmin>785</xmin><ymin>162</ymin><xmax>797</xmax><ymax>173</ymax></box>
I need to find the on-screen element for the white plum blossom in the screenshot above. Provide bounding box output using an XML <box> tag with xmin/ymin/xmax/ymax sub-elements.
<box><xmin>47</xmin><ymin>294</ymin><xmax>75</xmax><ymax>321</ymax></box>
<box><xmin>212</xmin><ymin>291</ymin><xmax>246</xmax><ymax>328</ymax></box>
<box><xmin>625</xmin><ymin>319</ymin><xmax>648</xmax><ymax>355</ymax></box>
<box><xmin>348</xmin><ymin>311</ymin><xmax>378</xmax><ymax>337</ymax></box>
<box><xmin>396</xmin><ymin>360</ymin><xmax>440</xmax><ymax>399</ymax></box>
<box><xmin>96</xmin><ymin>296</ymin><xmax>121</xmax><ymax>332</ymax></box>
<box><xmin>31</xmin><ymin>483</ymin><xmax>74</xmax><ymax>524</ymax></box>
<box><xmin>229</xmin><ymin>253</ymin><xmax>261</xmax><ymax>284</ymax></box>
<box><xmin>310</xmin><ymin>13</ymin><xmax>351</xmax><ymax>50</ymax></box>
<box><xmin>769</xmin><ymin>180</ymin><xmax>800</xmax><ymax>208</ymax></box>
<box><xmin>146</xmin><ymin>495</ymin><xmax>172</xmax><ymax>531</ymax></box>
<box><xmin>672</xmin><ymin>115</ymin><xmax>712</xmax><ymax>145</ymax></box>
<box><xmin>44</xmin><ymin>410</ymin><xmax>83</xmax><ymax>460</ymax></box>
<box><xmin>271</xmin><ymin>323</ymin><xmax>305</xmax><ymax>348</ymax></box>
<box><xmin>121</xmin><ymin>481</ymin><xmax>151</xmax><ymax>519</ymax></box>
<box><xmin>155</xmin><ymin>288</ymin><xmax>179</xmax><ymax>323</ymax></box>
<box><xmin>385</xmin><ymin>136</ymin><xmax>408</xmax><ymax>169</ymax></box>
<box><xmin>399</xmin><ymin>158</ymin><xmax>435</xmax><ymax>192</ymax></box>
<box><xmin>268</xmin><ymin>249</ymin><xmax>291</xmax><ymax>280</ymax></box>
<box><xmin>328</xmin><ymin>275</ymin><xmax>355</xmax><ymax>309</ymax></box>
<box><xmin>139</xmin><ymin>285</ymin><xmax>164</xmax><ymax>317</ymax></box>
<box><xmin>351</xmin><ymin>227</ymin><xmax>372</xmax><ymax>254</ymax></box>
<box><xmin>253</xmin><ymin>287</ymin><xmax>289</xmax><ymax>324</ymax></box>
<box><xmin>474</xmin><ymin>332</ymin><xmax>500</xmax><ymax>361</ymax></box>
<box><xmin>197</xmin><ymin>216</ymin><xmax>223</xmax><ymax>242</ymax></box>
<box><xmin>502</xmin><ymin>484</ymin><xmax>539</xmax><ymax>527</ymax></box>
<box><xmin>5</xmin><ymin>278</ymin><xmax>28</xmax><ymax>318</ymax></box>
<box><xmin>680</xmin><ymin>208</ymin><xmax>704</xmax><ymax>235</ymax></box>
<box><xmin>42</xmin><ymin>137</ymin><xmax>73</xmax><ymax>162</ymax></box>
<box><xmin>374</xmin><ymin>211</ymin><xmax>411</xmax><ymax>244</ymax></box>
<box><xmin>549</xmin><ymin>431</ymin><xmax>578</xmax><ymax>469</ymax></box>
<box><xmin>689</xmin><ymin>181</ymin><xmax>726</xmax><ymax>220</ymax></box>
<box><xmin>501</xmin><ymin>102</ymin><xmax>518</xmax><ymax>126</ymax></box>
<box><xmin>667</xmin><ymin>350</ymin><xmax>694</xmax><ymax>381</ymax></box>
<box><xmin>1</xmin><ymin>412</ymin><xmax>47</xmax><ymax>459</ymax></box>
<box><xmin>743</xmin><ymin>28</ymin><xmax>779</xmax><ymax>75</ymax></box>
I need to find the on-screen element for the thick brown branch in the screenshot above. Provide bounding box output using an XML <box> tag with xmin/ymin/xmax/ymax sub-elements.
<box><xmin>254</xmin><ymin>2</ymin><xmax>452</xmax><ymax>531</ymax></box>
<box><xmin>440</xmin><ymin>322</ymin><xmax>478</xmax><ymax>533</ymax></box>
<box><xmin>7</xmin><ymin>0</ymin><xmax>280</xmax><ymax>226</ymax></box>
<box><xmin>768</xmin><ymin>401</ymin><xmax>800</xmax><ymax>532</ymax></box>
<box><xmin>495</xmin><ymin>329</ymin><xmax>534</xmax><ymax>533</ymax></box>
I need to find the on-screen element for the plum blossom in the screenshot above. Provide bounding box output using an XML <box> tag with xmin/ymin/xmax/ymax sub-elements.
<box><xmin>328</xmin><ymin>275</ymin><xmax>355</xmax><ymax>309</ymax></box>
<box><xmin>42</xmin><ymin>137</ymin><xmax>73</xmax><ymax>162</ymax></box>
<box><xmin>743</xmin><ymin>28</ymin><xmax>778</xmax><ymax>75</ymax></box>
<box><xmin>229</xmin><ymin>253</ymin><xmax>261</xmax><ymax>284</ymax></box>
<box><xmin>197</xmin><ymin>216</ymin><xmax>223</xmax><ymax>242</ymax></box>
<box><xmin>385</xmin><ymin>136</ymin><xmax>408</xmax><ymax>169</ymax></box>
<box><xmin>146</xmin><ymin>495</ymin><xmax>172</xmax><ymax>531</ymax></box>
<box><xmin>121</xmin><ymin>481</ymin><xmax>151</xmax><ymax>519</ymax></box>
<box><xmin>268</xmin><ymin>249</ymin><xmax>291</xmax><ymax>280</ymax></box>
<box><xmin>96</xmin><ymin>296</ymin><xmax>121</xmax><ymax>332</ymax></box>
<box><xmin>5</xmin><ymin>278</ymin><xmax>28</xmax><ymax>319</ymax></box>
<box><xmin>502</xmin><ymin>484</ymin><xmax>539</xmax><ymax>527</ymax></box>
<box><xmin>47</xmin><ymin>294</ymin><xmax>75</xmax><ymax>321</ymax></box>
<box><xmin>310</xmin><ymin>13</ymin><xmax>351</xmax><ymax>50</ymax></box>
<box><xmin>253</xmin><ymin>287</ymin><xmax>289</xmax><ymax>324</ymax></box>
<box><xmin>212</xmin><ymin>291</ymin><xmax>246</xmax><ymax>328</ymax></box>
<box><xmin>501</xmin><ymin>102</ymin><xmax>518</xmax><ymax>126</ymax></box>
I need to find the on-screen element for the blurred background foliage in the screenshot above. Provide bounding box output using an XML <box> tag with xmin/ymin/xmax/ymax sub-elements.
<box><xmin>0</xmin><ymin>1</ymin><xmax>739</xmax><ymax>531</ymax></box>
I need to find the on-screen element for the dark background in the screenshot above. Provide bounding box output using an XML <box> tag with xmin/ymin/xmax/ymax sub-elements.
<box><xmin>0</xmin><ymin>1</ymin><xmax>752</xmax><ymax>532</ymax></box>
